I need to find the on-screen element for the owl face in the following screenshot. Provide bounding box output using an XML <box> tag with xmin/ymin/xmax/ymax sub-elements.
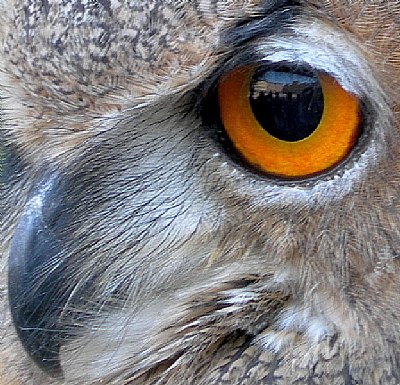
<box><xmin>1</xmin><ymin>1</ymin><xmax>400</xmax><ymax>384</ymax></box>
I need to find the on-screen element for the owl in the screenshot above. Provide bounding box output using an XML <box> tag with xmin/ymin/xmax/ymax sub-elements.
<box><xmin>1</xmin><ymin>1</ymin><xmax>400</xmax><ymax>384</ymax></box>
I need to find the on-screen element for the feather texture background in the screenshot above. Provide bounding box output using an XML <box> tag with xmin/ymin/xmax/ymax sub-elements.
<box><xmin>1</xmin><ymin>1</ymin><xmax>400</xmax><ymax>384</ymax></box>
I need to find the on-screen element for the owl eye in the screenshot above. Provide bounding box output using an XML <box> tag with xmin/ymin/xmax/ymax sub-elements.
<box><xmin>217</xmin><ymin>65</ymin><xmax>361</xmax><ymax>179</ymax></box>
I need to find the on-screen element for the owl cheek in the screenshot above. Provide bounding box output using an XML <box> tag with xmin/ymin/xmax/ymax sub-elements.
<box><xmin>8</xmin><ymin>173</ymin><xmax>67</xmax><ymax>378</ymax></box>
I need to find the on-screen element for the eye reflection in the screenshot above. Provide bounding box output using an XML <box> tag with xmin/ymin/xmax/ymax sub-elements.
<box><xmin>249</xmin><ymin>69</ymin><xmax>324</xmax><ymax>142</ymax></box>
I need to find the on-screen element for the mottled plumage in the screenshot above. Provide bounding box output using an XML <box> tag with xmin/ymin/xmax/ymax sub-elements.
<box><xmin>1</xmin><ymin>1</ymin><xmax>400</xmax><ymax>384</ymax></box>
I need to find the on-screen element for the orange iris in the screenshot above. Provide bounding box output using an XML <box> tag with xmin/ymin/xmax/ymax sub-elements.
<box><xmin>218</xmin><ymin>66</ymin><xmax>360</xmax><ymax>178</ymax></box>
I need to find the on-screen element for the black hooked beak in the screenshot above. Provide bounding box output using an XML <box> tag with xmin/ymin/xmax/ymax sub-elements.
<box><xmin>8</xmin><ymin>173</ymin><xmax>68</xmax><ymax>377</ymax></box>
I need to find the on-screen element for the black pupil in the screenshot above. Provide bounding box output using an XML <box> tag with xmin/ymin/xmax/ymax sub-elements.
<box><xmin>249</xmin><ymin>68</ymin><xmax>324</xmax><ymax>142</ymax></box>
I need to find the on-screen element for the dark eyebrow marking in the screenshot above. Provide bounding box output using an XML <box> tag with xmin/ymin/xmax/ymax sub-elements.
<box><xmin>199</xmin><ymin>0</ymin><xmax>301</xmax><ymax>95</ymax></box>
<box><xmin>222</xmin><ymin>0</ymin><xmax>301</xmax><ymax>47</ymax></box>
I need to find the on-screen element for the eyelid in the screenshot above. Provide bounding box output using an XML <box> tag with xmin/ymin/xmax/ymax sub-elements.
<box><xmin>256</xmin><ymin>18</ymin><xmax>376</xmax><ymax>98</ymax></box>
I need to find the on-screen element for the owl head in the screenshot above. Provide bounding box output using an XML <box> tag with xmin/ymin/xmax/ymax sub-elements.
<box><xmin>1</xmin><ymin>1</ymin><xmax>400</xmax><ymax>384</ymax></box>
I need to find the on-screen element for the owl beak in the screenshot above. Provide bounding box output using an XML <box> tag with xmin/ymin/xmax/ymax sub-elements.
<box><xmin>8</xmin><ymin>173</ymin><xmax>65</xmax><ymax>377</ymax></box>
